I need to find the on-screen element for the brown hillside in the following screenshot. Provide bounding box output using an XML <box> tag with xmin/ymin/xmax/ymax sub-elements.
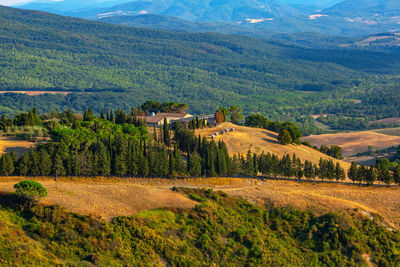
<box><xmin>302</xmin><ymin>131</ymin><xmax>400</xmax><ymax>157</ymax></box>
<box><xmin>196</xmin><ymin>122</ymin><xmax>350</xmax><ymax>170</ymax></box>
<box><xmin>1</xmin><ymin>177</ymin><xmax>399</xmax><ymax>228</ymax></box>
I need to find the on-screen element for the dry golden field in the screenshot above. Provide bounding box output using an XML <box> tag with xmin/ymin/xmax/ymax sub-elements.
<box><xmin>0</xmin><ymin>136</ymin><xmax>35</xmax><ymax>156</ymax></box>
<box><xmin>1</xmin><ymin>177</ymin><xmax>398</xmax><ymax>229</ymax></box>
<box><xmin>303</xmin><ymin>131</ymin><xmax>400</xmax><ymax>157</ymax></box>
<box><xmin>196</xmin><ymin>122</ymin><xmax>350</xmax><ymax>170</ymax></box>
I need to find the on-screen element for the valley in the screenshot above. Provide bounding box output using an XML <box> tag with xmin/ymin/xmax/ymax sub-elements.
<box><xmin>0</xmin><ymin>1</ymin><xmax>400</xmax><ymax>265</ymax></box>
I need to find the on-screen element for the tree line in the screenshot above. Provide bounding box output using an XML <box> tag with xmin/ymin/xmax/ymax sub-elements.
<box><xmin>2</xmin><ymin>107</ymin><xmax>399</xmax><ymax>185</ymax></box>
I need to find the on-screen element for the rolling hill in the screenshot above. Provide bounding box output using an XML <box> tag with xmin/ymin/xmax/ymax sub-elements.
<box><xmin>196</xmin><ymin>122</ymin><xmax>351</xmax><ymax>170</ymax></box>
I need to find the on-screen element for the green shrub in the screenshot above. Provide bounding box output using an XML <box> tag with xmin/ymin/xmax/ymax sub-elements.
<box><xmin>14</xmin><ymin>180</ymin><xmax>47</xmax><ymax>201</ymax></box>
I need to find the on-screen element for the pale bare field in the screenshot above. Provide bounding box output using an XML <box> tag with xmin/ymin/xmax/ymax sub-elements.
<box><xmin>1</xmin><ymin>177</ymin><xmax>398</xmax><ymax>229</ymax></box>
<box><xmin>0</xmin><ymin>91</ymin><xmax>70</xmax><ymax>96</ymax></box>
<box><xmin>197</xmin><ymin>122</ymin><xmax>350</xmax><ymax>170</ymax></box>
<box><xmin>303</xmin><ymin>131</ymin><xmax>400</xmax><ymax>157</ymax></box>
<box><xmin>370</xmin><ymin>117</ymin><xmax>400</xmax><ymax>125</ymax></box>
<box><xmin>0</xmin><ymin>136</ymin><xmax>35</xmax><ymax>156</ymax></box>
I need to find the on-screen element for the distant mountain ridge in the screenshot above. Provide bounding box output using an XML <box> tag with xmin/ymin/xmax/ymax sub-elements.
<box><xmin>94</xmin><ymin>0</ymin><xmax>304</xmax><ymax>22</ymax></box>
<box><xmin>324</xmin><ymin>0</ymin><xmax>400</xmax><ymax>16</ymax></box>
<box><xmin>13</xmin><ymin>0</ymin><xmax>400</xmax><ymax>40</ymax></box>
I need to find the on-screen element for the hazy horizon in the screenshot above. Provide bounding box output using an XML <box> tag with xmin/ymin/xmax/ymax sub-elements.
<box><xmin>1</xmin><ymin>0</ymin><xmax>342</xmax><ymax>7</ymax></box>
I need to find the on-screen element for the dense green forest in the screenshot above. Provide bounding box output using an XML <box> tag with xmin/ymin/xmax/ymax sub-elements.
<box><xmin>1</xmin><ymin>187</ymin><xmax>399</xmax><ymax>266</ymax></box>
<box><xmin>1</xmin><ymin>6</ymin><xmax>400</xmax><ymax>132</ymax></box>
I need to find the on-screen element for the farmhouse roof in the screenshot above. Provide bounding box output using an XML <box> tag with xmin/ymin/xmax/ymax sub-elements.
<box><xmin>138</xmin><ymin>113</ymin><xmax>189</xmax><ymax>124</ymax></box>
<box><xmin>172</xmin><ymin>115</ymin><xmax>215</xmax><ymax>123</ymax></box>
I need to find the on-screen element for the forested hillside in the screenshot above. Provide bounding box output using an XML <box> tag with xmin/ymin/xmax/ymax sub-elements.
<box><xmin>1</xmin><ymin>5</ymin><xmax>400</xmax><ymax>130</ymax></box>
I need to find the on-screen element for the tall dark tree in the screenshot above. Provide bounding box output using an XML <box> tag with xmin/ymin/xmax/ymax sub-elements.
<box><xmin>16</xmin><ymin>152</ymin><xmax>29</xmax><ymax>176</ymax></box>
<box><xmin>52</xmin><ymin>153</ymin><xmax>66</xmax><ymax>177</ymax></box>
<box><xmin>163</xmin><ymin>118</ymin><xmax>171</xmax><ymax>147</ymax></box>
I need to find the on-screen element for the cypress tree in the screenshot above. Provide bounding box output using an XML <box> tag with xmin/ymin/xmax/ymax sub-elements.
<box><xmin>173</xmin><ymin>144</ymin><xmax>185</xmax><ymax>176</ymax></box>
<box><xmin>110</xmin><ymin>111</ymin><xmax>114</xmax><ymax>123</ymax></box>
<box><xmin>393</xmin><ymin>164</ymin><xmax>400</xmax><ymax>185</ymax></box>
<box><xmin>163</xmin><ymin>118</ymin><xmax>171</xmax><ymax>147</ymax></box>
<box><xmin>366</xmin><ymin>166</ymin><xmax>377</xmax><ymax>186</ymax></box>
<box><xmin>16</xmin><ymin>152</ymin><xmax>29</xmax><ymax>176</ymax></box>
<box><xmin>28</xmin><ymin>150</ymin><xmax>41</xmax><ymax>176</ymax></box>
<box><xmin>126</xmin><ymin>142</ymin><xmax>138</xmax><ymax>176</ymax></box>
<box><xmin>281</xmin><ymin>154</ymin><xmax>293</xmax><ymax>178</ymax></box>
<box><xmin>188</xmin><ymin>152</ymin><xmax>202</xmax><ymax>177</ymax></box>
<box><xmin>335</xmin><ymin>162</ymin><xmax>346</xmax><ymax>181</ymax></box>
<box><xmin>0</xmin><ymin>155</ymin><xmax>7</xmax><ymax>175</ymax></box>
<box><xmin>348</xmin><ymin>162</ymin><xmax>359</xmax><ymax>183</ymax></box>
<box><xmin>206</xmin><ymin>150</ymin><xmax>216</xmax><ymax>177</ymax></box>
<box><xmin>138</xmin><ymin>153</ymin><xmax>149</xmax><ymax>177</ymax></box>
<box><xmin>53</xmin><ymin>153</ymin><xmax>66</xmax><ymax>177</ymax></box>
<box><xmin>39</xmin><ymin>150</ymin><xmax>52</xmax><ymax>176</ymax></box>
<box><xmin>327</xmin><ymin>159</ymin><xmax>335</xmax><ymax>180</ymax></box>
<box><xmin>252</xmin><ymin>153</ymin><xmax>258</xmax><ymax>177</ymax></box>
<box><xmin>376</xmin><ymin>158</ymin><xmax>392</xmax><ymax>185</ymax></box>
<box><xmin>169</xmin><ymin>153</ymin><xmax>175</xmax><ymax>177</ymax></box>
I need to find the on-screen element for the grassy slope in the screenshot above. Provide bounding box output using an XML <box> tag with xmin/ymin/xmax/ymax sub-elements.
<box><xmin>0</xmin><ymin>187</ymin><xmax>399</xmax><ymax>266</ymax></box>
<box><xmin>303</xmin><ymin>130</ymin><xmax>400</xmax><ymax>157</ymax></box>
<box><xmin>2</xmin><ymin>177</ymin><xmax>400</xmax><ymax>228</ymax></box>
<box><xmin>197</xmin><ymin>122</ymin><xmax>351</xmax><ymax>170</ymax></box>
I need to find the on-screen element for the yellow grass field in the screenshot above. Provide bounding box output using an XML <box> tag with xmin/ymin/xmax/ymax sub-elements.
<box><xmin>0</xmin><ymin>177</ymin><xmax>398</xmax><ymax>229</ymax></box>
<box><xmin>196</xmin><ymin>122</ymin><xmax>350</xmax><ymax>170</ymax></box>
<box><xmin>302</xmin><ymin>131</ymin><xmax>400</xmax><ymax>157</ymax></box>
<box><xmin>0</xmin><ymin>136</ymin><xmax>36</xmax><ymax>156</ymax></box>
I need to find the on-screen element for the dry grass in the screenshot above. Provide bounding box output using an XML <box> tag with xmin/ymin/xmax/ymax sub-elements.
<box><xmin>0</xmin><ymin>136</ymin><xmax>35</xmax><ymax>156</ymax></box>
<box><xmin>225</xmin><ymin>179</ymin><xmax>400</xmax><ymax>229</ymax></box>
<box><xmin>1</xmin><ymin>177</ymin><xmax>399</xmax><ymax>229</ymax></box>
<box><xmin>196</xmin><ymin>122</ymin><xmax>350</xmax><ymax>170</ymax></box>
<box><xmin>302</xmin><ymin>131</ymin><xmax>400</xmax><ymax>157</ymax></box>
<box><xmin>0</xmin><ymin>177</ymin><xmax>196</xmax><ymax>220</ymax></box>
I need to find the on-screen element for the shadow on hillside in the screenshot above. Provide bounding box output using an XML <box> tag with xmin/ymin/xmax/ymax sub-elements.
<box><xmin>4</xmin><ymin>146</ymin><xmax>32</xmax><ymax>156</ymax></box>
<box><xmin>262</xmin><ymin>138</ymin><xmax>278</xmax><ymax>144</ymax></box>
<box><xmin>0</xmin><ymin>192</ymin><xmax>21</xmax><ymax>210</ymax></box>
